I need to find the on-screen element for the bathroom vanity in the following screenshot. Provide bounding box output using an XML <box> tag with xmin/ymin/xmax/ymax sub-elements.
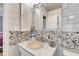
<box><xmin>18</xmin><ymin>41</ymin><xmax>57</xmax><ymax>56</ymax></box>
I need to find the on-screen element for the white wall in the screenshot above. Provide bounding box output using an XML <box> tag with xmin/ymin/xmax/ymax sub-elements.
<box><xmin>35</xmin><ymin>6</ymin><xmax>48</xmax><ymax>30</ymax></box>
<box><xmin>47</xmin><ymin>8</ymin><xmax>61</xmax><ymax>30</ymax></box>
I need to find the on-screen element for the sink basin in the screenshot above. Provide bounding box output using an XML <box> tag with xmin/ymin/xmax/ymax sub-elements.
<box><xmin>27</xmin><ymin>40</ymin><xmax>44</xmax><ymax>49</ymax></box>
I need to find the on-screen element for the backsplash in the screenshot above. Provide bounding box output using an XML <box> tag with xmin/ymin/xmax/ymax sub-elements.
<box><xmin>9</xmin><ymin>31</ymin><xmax>79</xmax><ymax>48</ymax></box>
<box><xmin>9</xmin><ymin>31</ymin><xmax>31</xmax><ymax>45</ymax></box>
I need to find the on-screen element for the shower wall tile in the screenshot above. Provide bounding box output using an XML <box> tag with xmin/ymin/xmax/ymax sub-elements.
<box><xmin>62</xmin><ymin>3</ymin><xmax>79</xmax><ymax>32</ymax></box>
<box><xmin>62</xmin><ymin>3</ymin><xmax>69</xmax><ymax>9</ymax></box>
<box><xmin>68</xmin><ymin>4</ymin><xmax>79</xmax><ymax>8</ymax></box>
<box><xmin>62</xmin><ymin>4</ymin><xmax>79</xmax><ymax>17</ymax></box>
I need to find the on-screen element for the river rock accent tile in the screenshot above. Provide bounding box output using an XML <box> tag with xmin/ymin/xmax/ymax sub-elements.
<box><xmin>21</xmin><ymin>31</ymin><xmax>31</xmax><ymax>41</ymax></box>
<box><xmin>9</xmin><ymin>31</ymin><xmax>21</xmax><ymax>45</ymax></box>
<box><xmin>9</xmin><ymin>31</ymin><xmax>31</xmax><ymax>45</ymax></box>
<box><xmin>35</xmin><ymin>31</ymin><xmax>48</xmax><ymax>43</ymax></box>
<box><xmin>58</xmin><ymin>32</ymin><xmax>79</xmax><ymax>49</ymax></box>
<box><xmin>36</xmin><ymin>31</ymin><xmax>57</xmax><ymax>44</ymax></box>
<box><xmin>9</xmin><ymin>31</ymin><xmax>79</xmax><ymax>49</ymax></box>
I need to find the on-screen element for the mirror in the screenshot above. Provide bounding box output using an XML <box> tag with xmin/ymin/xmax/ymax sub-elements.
<box><xmin>33</xmin><ymin>3</ymin><xmax>62</xmax><ymax>31</ymax></box>
<box><xmin>21</xmin><ymin>3</ymin><xmax>62</xmax><ymax>31</ymax></box>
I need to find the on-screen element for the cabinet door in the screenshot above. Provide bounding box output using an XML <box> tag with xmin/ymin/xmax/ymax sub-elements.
<box><xmin>21</xmin><ymin>4</ymin><xmax>32</xmax><ymax>31</ymax></box>
<box><xmin>18</xmin><ymin>46</ymin><xmax>34</xmax><ymax>56</ymax></box>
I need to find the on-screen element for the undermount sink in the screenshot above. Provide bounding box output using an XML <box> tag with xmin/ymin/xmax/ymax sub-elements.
<box><xmin>27</xmin><ymin>40</ymin><xmax>44</xmax><ymax>49</ymax></box>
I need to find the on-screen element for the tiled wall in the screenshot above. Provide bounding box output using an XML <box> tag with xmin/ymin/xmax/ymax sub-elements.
<box><xmin>62</xmin><ymin>3</ymin><xmax>79</xmax><ymax>31</ymax></box>
<box><xmin>9</xmin><ymin>31</ymin><xmax>79</xmax><ymax>49</ymax></box>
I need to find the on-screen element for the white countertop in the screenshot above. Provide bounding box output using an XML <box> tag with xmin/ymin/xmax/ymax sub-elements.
<box><xmin>18</xmin><ymin>41</ymin><xmax>57</xmax><ymax>56</ymax></box>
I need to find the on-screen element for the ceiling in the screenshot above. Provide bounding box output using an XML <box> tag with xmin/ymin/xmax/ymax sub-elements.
<box><xmin>43</xmin><ymin>3</ymin><xmax>62</xmax><ymax>11</ymax></box>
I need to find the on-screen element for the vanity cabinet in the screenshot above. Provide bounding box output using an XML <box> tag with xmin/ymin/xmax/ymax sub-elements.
<box><xmin>18</xmin><ymin>46</ymin><xmax>34</xmax><ymax>56</ymax></box>
<box><xmin>18</xmin><ymin>41</ymin><xmax>57</xmax><ymax>56</ymax></box>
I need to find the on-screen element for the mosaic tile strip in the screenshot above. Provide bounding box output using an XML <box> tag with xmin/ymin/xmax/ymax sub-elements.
<box><xmin>9</xmin><ymin>31</ymin><xmax>79</xmax><ymax>48</ymax></box>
